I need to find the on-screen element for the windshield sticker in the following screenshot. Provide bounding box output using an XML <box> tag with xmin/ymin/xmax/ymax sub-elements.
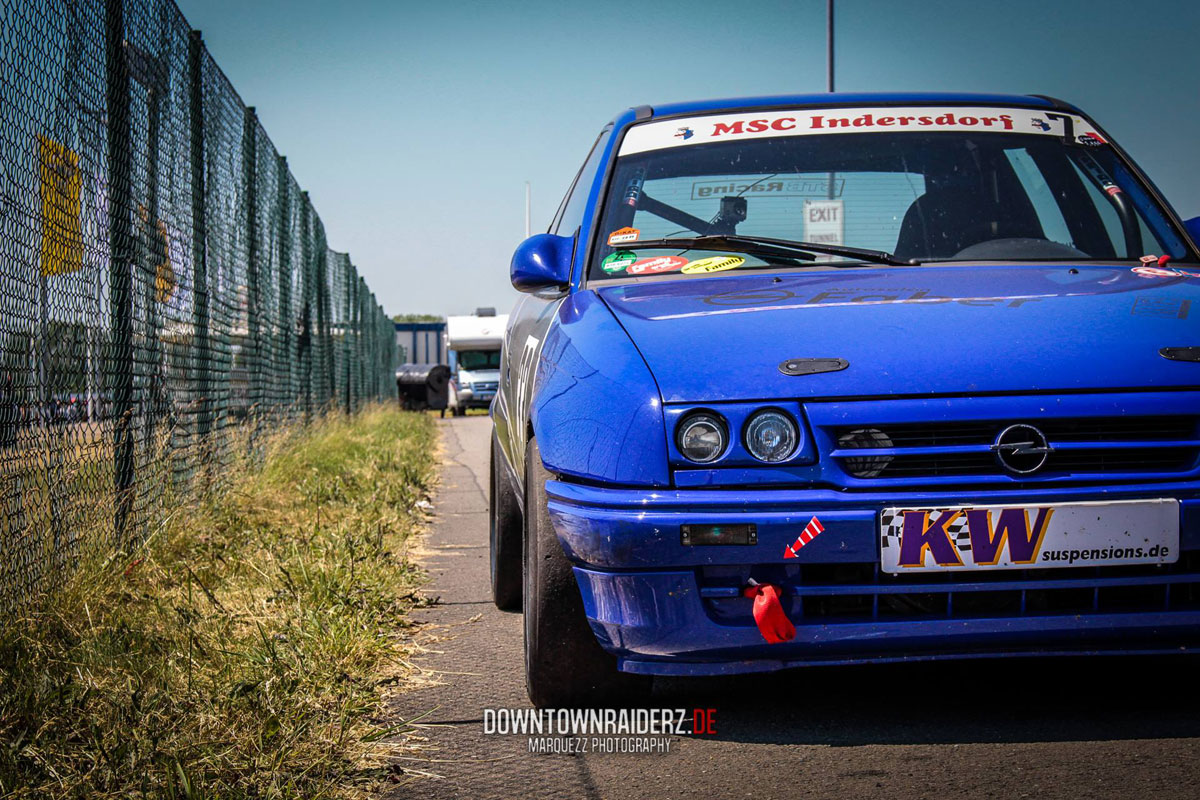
<box><xmin>681</xmin><ymin>255</ymin><xmax>745</xmax><ymax>274</ymax></box>
<box><xmin>1133</xmin><ymin>265</ymin><xmax>1200</xmax><ymax>279</ymax></box>
<box><xmin>619</xmin><ymin>106</ymin><xmax>1104</xmax><ymax>155</ymax></box>
<box><xmin>607</xmin><ymin>226</ymin><xmax>640</xmax><ymax>246</ymax></box>
<box><xmin>601</xmin><ymin>250</ymin><xmax>637</xmax><ymax>273</ymax></box>
<box><xmin>691</xmin><ymin>177</ymin><xmax>843</xmax><ymax>199</ymax></box>
<box><xmin>628</xmin><ymin>255</ymin><xmax>688</xmax><ymax>275</ymax></box>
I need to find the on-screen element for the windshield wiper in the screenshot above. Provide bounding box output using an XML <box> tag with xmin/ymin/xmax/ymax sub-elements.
<box><xmin>627</xmin><ymin>234</ymin><xmax>920</xmax><ymax>267</ymax></box>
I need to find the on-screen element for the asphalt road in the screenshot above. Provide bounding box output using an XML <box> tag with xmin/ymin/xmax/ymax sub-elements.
<box><xmin>387</xmin><ymin>415</ymin><xmax>1200</xmax><ymax>799</ymax></box>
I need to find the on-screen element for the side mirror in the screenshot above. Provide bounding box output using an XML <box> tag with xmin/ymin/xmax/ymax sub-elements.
<box><xmin>511</xmin><ymin>233</ymin><xmax>573</xmax><ymax>292</ymax></box>
<box><xmin>1184</xmin><ymin>217</ymin><xmax>1200</xmax><ymax>248</ymax></box>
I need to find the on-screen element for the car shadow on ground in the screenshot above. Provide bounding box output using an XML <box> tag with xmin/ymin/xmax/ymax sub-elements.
<box><xmin>651</xmin><ymin>654</ymin><xmax>1200</xmax><ymax>746</ymax></box>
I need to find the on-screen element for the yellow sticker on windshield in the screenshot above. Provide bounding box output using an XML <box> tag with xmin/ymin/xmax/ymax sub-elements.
<box><xmin>681</xmin><ymin>255</ymin><xmax>745</xmax><ymax>274</ymax></box>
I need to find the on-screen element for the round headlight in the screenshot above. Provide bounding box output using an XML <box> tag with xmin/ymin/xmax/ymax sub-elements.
<box><xmin>676</xmin><ymin>412</ymin><xmax>728</xmax><ymax>463</ymax></box>
<box><xmin>744</xmin><ymin>409</ymin><xmax>798</xmax><ymax>462</ymax></box>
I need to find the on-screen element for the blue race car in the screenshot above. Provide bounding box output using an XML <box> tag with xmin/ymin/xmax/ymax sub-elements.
<box><xmin>488</xmin><ymin>93</ymin><xmax>1200</xmax><ymax>708</ymax></box>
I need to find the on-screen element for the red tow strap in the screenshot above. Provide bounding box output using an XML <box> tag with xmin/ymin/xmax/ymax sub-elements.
<box><xmin>743</xmin><ymin>583</ymin><xmax>796</xmax><ymax>644</ymax></box>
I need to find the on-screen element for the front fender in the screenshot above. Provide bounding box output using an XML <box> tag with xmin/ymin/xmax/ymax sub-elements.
<box><xmin>532</xmin><ymin>290</ymin><xmax>668</xmax><ymax>487</ymax></box>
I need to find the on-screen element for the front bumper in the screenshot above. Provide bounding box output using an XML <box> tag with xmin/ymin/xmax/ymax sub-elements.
<box><xmin>457</xmin><ymin>389</ymin><xmax>495</xmax><ymax>409</ymax></box>
<box><xmin>547</xmin><ymin>480</ymin><xmax>1200</xmax><ymax>676</ymax></box>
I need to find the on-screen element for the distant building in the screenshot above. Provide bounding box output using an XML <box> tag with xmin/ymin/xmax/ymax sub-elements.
<box><xmin>394</xmin><ymin>321</ymin><xmax>446</xmax><ymax>365</ymax></box>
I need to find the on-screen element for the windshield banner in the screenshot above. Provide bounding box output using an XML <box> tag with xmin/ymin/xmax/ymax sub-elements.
<box><xmin>619</xmin><ymin>106</ymin><xmax>1104</xmax><ymax>155</ymax></box>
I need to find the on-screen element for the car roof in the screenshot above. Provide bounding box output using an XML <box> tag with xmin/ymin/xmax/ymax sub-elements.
<box><xmin>633</xmin><ymin>92</ymin><xmax>1077</xmax><ymax>122</ymax></box>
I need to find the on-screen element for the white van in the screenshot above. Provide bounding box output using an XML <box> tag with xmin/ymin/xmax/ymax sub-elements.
<box><xmin>445</xmin><ymin>309</ymin><xmax>508</xmax><ymax>415</ymax></box>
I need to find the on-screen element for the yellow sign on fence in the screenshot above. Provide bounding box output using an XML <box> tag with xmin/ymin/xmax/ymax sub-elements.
<box><xmin>38</xmin><ymin>134</ymin><xmax>84</xmax><ymax>277</ymax></box>
<box><xmin>138</xmin><ymin>203</ymin><xmax>177</xmax><ymax>303</ymax></box>
<box><xmin>154</xmin><ymin>220</ymin><xmax>176</xmax><ymax>303</ymax></box>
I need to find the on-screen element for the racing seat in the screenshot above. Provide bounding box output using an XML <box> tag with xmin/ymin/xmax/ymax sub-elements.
<box><xmin>893</xmin><ymin>184</ymin><xmax>1044</xmax><ymax>261</ymax></box>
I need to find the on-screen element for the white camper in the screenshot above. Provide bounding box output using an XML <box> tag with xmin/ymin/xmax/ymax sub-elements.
<box><xmin>445</xmin><ymin>308</ymin><xmax>508</xmax><ymax>415</ymax></box>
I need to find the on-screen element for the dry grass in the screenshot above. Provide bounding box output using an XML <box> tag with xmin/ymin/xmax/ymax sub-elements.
<box><xmin>0</xmin><ymin>405</ymin><xmax>437</xmax><ymax>799</ymax></box>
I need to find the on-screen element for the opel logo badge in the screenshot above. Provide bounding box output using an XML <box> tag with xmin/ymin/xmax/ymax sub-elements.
<box><xmin>991</xmin><ymin>424</ymin><xmax>1053</xmax><ymax>475</ymax></box>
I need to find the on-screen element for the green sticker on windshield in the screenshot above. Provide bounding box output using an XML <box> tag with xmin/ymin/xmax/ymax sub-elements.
<box><xmin>602</xmin><ymin>250</ymin><xmax>638</xmax><ymax>273</ymax></box>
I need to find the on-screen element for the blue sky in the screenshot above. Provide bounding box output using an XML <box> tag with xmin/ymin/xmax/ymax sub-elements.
<box><xmin>175</xmin><ymin>0</ymin><xmax>1200</xmax><ymax>316</ymax></box>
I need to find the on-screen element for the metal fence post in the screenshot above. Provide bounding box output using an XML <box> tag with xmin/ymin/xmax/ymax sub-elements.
<box><xmin>106</xmin><ymin>0</ymin><xmax>136</xmax><ymax>542</ymax></box>
<box><xmin>299</xmin><ymin>192</ymin><xmax>312</xmax><ymax>420</ymax></box>
<box><xmin>343</xmin><ymin>258</ymin><xmax>352</xmax><ymax>412</ymax></box>
<box><xmin>351</xmin><ymin>263</ymin><xmax>358</xmax><ymax>408</ymax></box>
<box><xmin>357</xmin><ymin>276</ymin><xmax>367</xmax><ymax>410</ymax></box>
<box><xmin>326</xmin><ymin>250</ymin><xmax>335</xmax><ymax>409</ymax></box>
<box><xmin>373</xmin><ymin>309</ymin><xmax>380</xmax><ymax>399</ymax></box>
<box><xmin>376</xmin><ymin>302</ymin><xmax>386</xmax><ymax>398</ymax></box>
<box><xmin>188</xmin><ymin>30</ymin><xmax>211</xmax><ymax>486</ymax></box>
<box><xmin>142</xmin><ymin>35</ymin><xmax>163</xmax><ymax>472</ymax></box>
<box><xmin>370</xmin><ymin>296</ymin><xmax>380</xmax><ymax>399</ymax></box>
<box><xmin>315</xmin><ymin>242</ymin><xmax>329</xmax><ymax>410</ymax></box>
<box><xmin>242</xmin><ymin>107</ymin><xmax>260</xmax><ymax>436</ymax></box>
<box><xmin>276</xmin><ymin>157</ymin><xmax>292</xmax><ymax>416</ymax></box>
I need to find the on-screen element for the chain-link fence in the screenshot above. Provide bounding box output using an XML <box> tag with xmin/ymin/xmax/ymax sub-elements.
<box><xmin>0</xmin><ymin>0</ymin><xmax>398</xmax><ymax>612</ymax></box>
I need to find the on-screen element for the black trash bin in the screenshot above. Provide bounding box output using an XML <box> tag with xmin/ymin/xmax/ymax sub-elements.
<box><xmin>396</xmin><ymin>364</ymin><xmax>451</xmax><ymax>413</ymax></box>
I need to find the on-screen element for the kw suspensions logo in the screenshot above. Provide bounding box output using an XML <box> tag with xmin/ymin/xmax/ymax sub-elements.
<box><xmin>895</xmin><ymin>506</ymin><xmax>1055</xmax><ymax>569</ymax></box>
<box><xmin>881</xmin><ymin>497</ymin><xmax>1178</xmax><ymax>574</ymax></box>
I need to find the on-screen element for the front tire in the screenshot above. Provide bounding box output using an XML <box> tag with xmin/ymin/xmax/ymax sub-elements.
<box><xmin>523</xmin><ymin>438</ymin><xmax>651</xmax><ymax>707</ymax></box>
<box><xmin>489</xmin><ymin>433</ymin><xmax>523</xmax><ymax>610</ymax></box>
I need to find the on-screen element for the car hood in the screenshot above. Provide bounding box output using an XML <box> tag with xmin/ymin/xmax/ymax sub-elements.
<box><xmin>594</xmin><ymin>263</ymin><xmax>1200</xmax><ymax>403</ymax></box>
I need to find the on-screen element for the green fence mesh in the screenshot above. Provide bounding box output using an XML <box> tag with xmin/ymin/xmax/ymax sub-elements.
<box><xmin>0</xmin><ymin>0</ymin><xmax>398</xmax><ymax>612</ymax></box>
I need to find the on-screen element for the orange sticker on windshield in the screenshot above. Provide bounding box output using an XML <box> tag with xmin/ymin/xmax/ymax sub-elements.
<box><xmin>607</xmin><ymin>226</ymin><xmax>640</xmax><ymax>246</ymax></box>
<box><xmin>681</xmin><ymin>255</ymin><xmax>744</xmax><ymax>274</ymax></box>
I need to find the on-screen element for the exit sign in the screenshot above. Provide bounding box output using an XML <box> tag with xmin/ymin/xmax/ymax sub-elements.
<box><xmin>803</xmin><ymin>198</ymin><xmax>844</xmax><ymax>246</ymax></box>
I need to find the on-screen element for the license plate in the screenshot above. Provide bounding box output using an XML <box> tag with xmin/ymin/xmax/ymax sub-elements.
<box><xmin>880</xmin><ymin>498</ymin><xmax>1179</xmax><ymax>573</ymax></box>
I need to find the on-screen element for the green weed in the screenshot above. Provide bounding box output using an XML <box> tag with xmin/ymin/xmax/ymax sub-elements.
<box><xmin>0</xmin><ymin>406</ymin><xmax>436</xmax><ymax>799</ymax></box>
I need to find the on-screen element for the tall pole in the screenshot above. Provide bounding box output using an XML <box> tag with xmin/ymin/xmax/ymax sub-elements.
<box><xmin>826</xmin><ymin>0</ymin><xmax>836</xmax><ymax>201</ymax></box>
<box><xmin>524</xmin><ymin>181</ymin><xmax>531</xmax><ymax>238</ymax></box>
<box><xmin>826</xmin><ymin>0</ymin><xmax>835</xmax><ymax>93</ymax></box>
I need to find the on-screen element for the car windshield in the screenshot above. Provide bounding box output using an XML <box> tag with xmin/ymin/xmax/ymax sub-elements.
<box><xmin>457</xmin><ymin>350</ymin><xmax>501</xmax><ymax>370</ymax></box>
<box><xmin>589</xmin><ymin>105</ymin><xmax>1191</xmax><ymax>280</ymax></box>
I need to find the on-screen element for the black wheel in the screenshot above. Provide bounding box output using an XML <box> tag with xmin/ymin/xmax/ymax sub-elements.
<box><xmin>523</xmin><ymin>438</ymin><xmax>651</xmax><ymax>708</ymax></box>
<box><xmin>490</xmin><ymin>433</ymin><xmax>523</xmax><ymax>611</ymax></box>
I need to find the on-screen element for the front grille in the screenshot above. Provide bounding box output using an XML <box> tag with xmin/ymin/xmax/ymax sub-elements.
<box><xmin>470</xmin><ymin>381</ymin><xmax>498</xmax><ymax>393</ymax></box>
<box><xmin>699</xmin><ymin>552</ymin><xmax>1200</xmax><ymax>625</ymax></box>
<box><xmin>861</xmin><ymin>447</ymin><xmax>1196</xmax><ymax>478</ymax></box>
<box><xmin>830</xmin><ymin>416</ymin><xmax>1200</xmax><ymax>481</ymax></box>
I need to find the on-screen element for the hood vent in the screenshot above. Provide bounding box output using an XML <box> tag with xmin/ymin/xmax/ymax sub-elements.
<box><xmin>1161</xmin><ymin>347</ymin><xmax>1200</xmax><ymax>363</ymax></box>
<box><xmin>779</xmin><ymin>358</ymin><xmax>848</xmax><ymax>376</ymax></box>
